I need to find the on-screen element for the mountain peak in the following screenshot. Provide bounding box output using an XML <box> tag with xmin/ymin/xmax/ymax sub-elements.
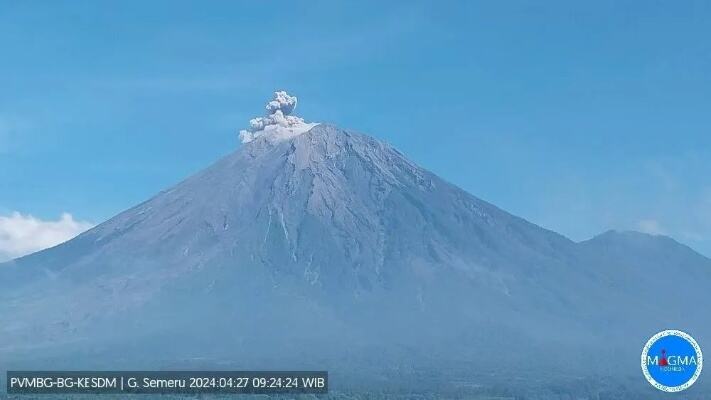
<box><xmin>2</xmin><ymin>113</ymin><xmax>711</xmax><ymax>397</ymax></box>
<box><xmin>238</xmin><ymin>90</ymin><xmax>318</xmax><ymax>144</ymax></box>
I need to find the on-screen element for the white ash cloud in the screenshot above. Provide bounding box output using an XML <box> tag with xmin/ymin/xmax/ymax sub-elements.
<box><xmin>637</xmin><ymin>219</ymin><xmax>665</xmax><ymax>236</ymax></box>
<box><xmin>266</xmin><ymin>91</ymin><xmax>298</xmax><ymax>115</ymax></box>
<box><xmin>239</xmin><ymin>91</ymin><xmax>310</xmax><ymax>143</ymax></box>
<box><xmin>0</xmin><ymin>212</ymin><xmax>93</xmax><ymax>262</ymax></box>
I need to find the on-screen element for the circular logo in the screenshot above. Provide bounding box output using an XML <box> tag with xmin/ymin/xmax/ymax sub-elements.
<box><xmin>641</xmin><ymin>330</ymin><xmax>703</xmax><ymax>392</ymax></box>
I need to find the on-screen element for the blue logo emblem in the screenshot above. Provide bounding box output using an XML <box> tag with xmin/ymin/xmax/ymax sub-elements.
<box><xmin>641</xmin><ymin>330</ymin><xmax>703</xmax><ymax>392</ymax></box>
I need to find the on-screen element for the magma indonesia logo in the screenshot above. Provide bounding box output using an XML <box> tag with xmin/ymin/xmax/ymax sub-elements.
<box><xmin>641</xmin><ymin>330</ymin><xmax>703</xmax><ymax>392</ymax></box>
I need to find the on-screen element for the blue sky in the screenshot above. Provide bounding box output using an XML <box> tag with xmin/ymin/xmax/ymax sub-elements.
<box><xmin>1</xmin><ymin>1</ymin><xmax>710</xmax><ymax>258</ymax></box>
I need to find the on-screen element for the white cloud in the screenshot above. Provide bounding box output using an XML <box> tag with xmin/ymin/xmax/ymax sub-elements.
<box><xmin>0</xmin><ymin>212</ymin><xmax>93</xmax><ymax>262</ymax></box>
<box><xmin>637</xmin><ymin>219</ymin><xmax>665</xmax><ymax>236</ymax></box>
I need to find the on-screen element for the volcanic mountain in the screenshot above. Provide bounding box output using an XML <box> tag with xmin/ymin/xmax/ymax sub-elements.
<box><xmin>1</xmin><ymin>93</ymin><xmax>710</xmax><ymax>397</ymax></box>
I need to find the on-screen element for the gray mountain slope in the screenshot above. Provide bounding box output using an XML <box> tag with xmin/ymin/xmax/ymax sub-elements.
<box><xmin>1</xmin><ymin>124</ymin><xmax>710</xmax><ymax>396</ymax></box>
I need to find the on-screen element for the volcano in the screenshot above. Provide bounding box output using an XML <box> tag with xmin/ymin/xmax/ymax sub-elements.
<box><xmin>1</xmin><ymin>93</ymin><xmax>710</xmax><ymax>397</ymax></box>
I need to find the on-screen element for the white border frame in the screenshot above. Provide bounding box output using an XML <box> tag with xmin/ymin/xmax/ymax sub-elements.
<box><xmin>641</xmin><ymin>329</ymin><xmax>703</xmax><ymax>392</ymax></box>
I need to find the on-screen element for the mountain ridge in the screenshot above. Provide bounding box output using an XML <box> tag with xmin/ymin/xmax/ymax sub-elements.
<box><xmin>1</xmin><ymin>123</ymin><xmax>710</xmax><ymax>397</ymax></box>
<box><xmin>4</xmin><ymin>124</ymin><xmax>708</xmax><ymax>270</ymax></box>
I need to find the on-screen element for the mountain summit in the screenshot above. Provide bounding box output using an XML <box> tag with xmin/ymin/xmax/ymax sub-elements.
<box><xmin>238</xmin><ymin>90</ymin><xmax>318</xmax><ymax>143</ymax></box>
<box><xmin>1</xmin><ymin>93</ymin><xmax>710</xmax><ymax>397</ymax></box>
